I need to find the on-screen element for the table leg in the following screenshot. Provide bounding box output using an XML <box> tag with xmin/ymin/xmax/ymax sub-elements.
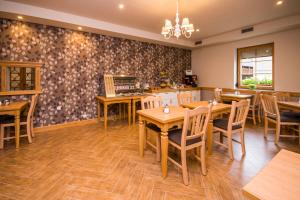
<box><xmin>97</xmin><ymin>101</ymin><xmax>101</xmax><ymax>122</ymax></box>
<box><xmin>104</xmin><ymin>102</ymin><xmax>108</xmax><ymax>129</ymax></box>
<box><xmin>128</xmin><ymin>102</ymin><xmax>131</xmax><ymax>126</ymax></box>
<box><xmin>139</xmin><ymin>118</ymin><xmax>145</xmax><ymax>157</ymax></box>
<box><xmin>15</xmin><ymin>113</ymin><xmax>20</xmax><ymax>148</ymax></box>
<box><xmin>207</xmin><ymin>120</ymin><xmax>213</xmax><ymax>155</ymax></box>
<box><xmin>161</xmin><ymin>131</ymin><xmax>169</xmax><ymax>178</ymax></box>
<box><xmin>132</xmin><ymin>100</ymin><xmax>136</xmax><ymax>124</ymax></box>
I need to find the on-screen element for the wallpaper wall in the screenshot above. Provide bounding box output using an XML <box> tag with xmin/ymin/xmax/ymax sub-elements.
<box><xmin>0</xmin><ymin>18</ymin><xmax>191</xmax><ymax>127</ymax></box>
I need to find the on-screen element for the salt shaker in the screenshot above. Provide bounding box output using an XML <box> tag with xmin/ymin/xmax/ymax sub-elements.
<box><xmin>163</xmin><ymin>104</ymin><xmax>170</xmax><ymax>114</ymax></box>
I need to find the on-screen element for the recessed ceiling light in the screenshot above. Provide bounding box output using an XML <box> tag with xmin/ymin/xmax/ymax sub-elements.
<box><xmin>196</xmin><ymin>29</ymin><xmax>200</xmax><ymax>32</ymax></box>
<box><xmin>118</xmin><ymin>4</ymin><xmax>124</xmax><ymax>9</ymax></box>
<box><xmin>78</xmin><ymin>26</ymin><xmax>82</xmax><ymax>30</ymax></box>
<box><xmin>17</xmin><ymin>16</ymin><xmax>23</xmax><ymax>20</ymax></box>
<box><xmin>276</xmin><ymin>0</ymin><xmax>283</xmax><ymax>5</ymax></box>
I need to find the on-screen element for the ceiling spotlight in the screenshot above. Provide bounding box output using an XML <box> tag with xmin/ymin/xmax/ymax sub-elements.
<box><xmin>196</xmin><ymin>29</ymin><xmax>200</xmax><ymax>32</ymax></box>
<box><xmin>78</xmin><ymin>26</ymin><xmax>82</xmax><ymax>30</ymax></box>
<box><xmin>17</xmin><ymin>16</ymin><xmax>23</xmax><ymax>20</ymax></box>
<box><xmin>118</xmin><ymin>4</ymin><xmax>124</xmax><ymax>9</ymax></box>
<box><xmin>276</xmin><ymin>1</ymin><xmax>283</xmax><ymax>5</ymax></box>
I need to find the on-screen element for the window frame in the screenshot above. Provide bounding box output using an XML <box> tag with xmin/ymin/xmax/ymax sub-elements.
<box><xmin>0</xmin><ymin>61</ymin><xmax>42</xmax><ymax>95</ymax></box>
<box><xmin>237</xmin><ymin>43</ymin><xmax>275</xmax><ymax>90</ymax></box>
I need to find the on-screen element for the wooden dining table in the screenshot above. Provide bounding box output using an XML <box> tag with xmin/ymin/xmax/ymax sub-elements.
<box><xmin>243</xmin><ymin>149</ymin><xmax>300</xmax><ymax>200</ymax></box>
<box><xmin>0</xmin><ymin>101</ymin><xmax>29</xmax><ymax>148</ymax></box>
<box><xmin>278</xmin><ymin>101</ymin><xmax>300</xmax><ymax>112</ymax></box>
<box><xmin>182</xmin><ymin>101</ymin><xmax>232</xmax><ymax>155</ymax></box>
<box><xmin>138</xmin><ymin>102</ymin><xmax>231</xmax><ymax>178</ymax></box>
<box><xmin>221</xmin><ymin>93</ymin><xmax>253</xmax><ymax>102</ymax></box>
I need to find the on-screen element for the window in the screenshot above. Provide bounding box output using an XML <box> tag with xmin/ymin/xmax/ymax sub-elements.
<box><xmin>237</xmin><ymin>43</ymin><xmax>274</xmax><ymax>89</ymax></box>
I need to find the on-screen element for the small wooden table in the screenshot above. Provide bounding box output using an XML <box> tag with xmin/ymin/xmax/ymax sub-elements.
<box><xmin>182</xmin><ymin>101</ymin><xmax>232</xmax><ymax>155</ymax></box>
<box><xmin>0</xmin><ymin>101</ymin><xmax>29</xmax><ymax>148</ymax></box>
<box><xmin>221</xmin><ymin>93</ymin><xmax>253</xmax><ymax>102</ymax></box>
<box><xmin>278</xmin><ymin>101</ymin><xmax>300</xmax><ymax>112</ymax></box>
<box><xmin>138</xmin><ymin>106</ymin><xmax>186</xmax><ymax>178</ymax></box>
<box><xmin>96</xmin><ymin>96</ymin><xmax>132</xmax><ymax>129</ymax></box>
<box><xmin>243</xmin><ymin>149</ymin><xmax>300</xmax><ymax>200</ymax></box>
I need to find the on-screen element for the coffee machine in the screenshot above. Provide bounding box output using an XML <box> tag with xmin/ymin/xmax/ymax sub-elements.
<box><xmin>184</xmin><ymin>70</ymin><xmax>198</xmax><ymax>87</ymax></box>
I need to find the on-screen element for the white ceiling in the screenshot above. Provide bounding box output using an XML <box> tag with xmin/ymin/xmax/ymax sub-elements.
<box><xmin>5</xmin><ymin>0</ymin><xmax>300</xmax><ymax>42</ymax></box>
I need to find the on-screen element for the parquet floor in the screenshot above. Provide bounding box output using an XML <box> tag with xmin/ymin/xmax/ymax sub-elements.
<box><xmin>0</xmin><ymin>121</ymin><xmax>300</xmax><ymax>200</ymax></box>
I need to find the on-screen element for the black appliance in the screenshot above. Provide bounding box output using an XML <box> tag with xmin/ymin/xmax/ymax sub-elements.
<box><xmin>184</xmin><ymin>75</ymin><xmax>198</xmax><ymax>87</ymax></box>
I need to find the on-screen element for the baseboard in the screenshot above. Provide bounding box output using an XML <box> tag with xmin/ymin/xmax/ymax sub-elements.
<box><xmin>33</xmin><ymin>118</ymin><xmax>98</xmax><ymax>133</ymax></box>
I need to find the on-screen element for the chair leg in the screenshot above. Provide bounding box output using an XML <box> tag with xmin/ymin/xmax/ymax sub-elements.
<box><xmin>181</xmin><ymin>150</ymin><xmax>189</xmax><ymax>185</ymax></box>
<box><xmin>26</xmin><ymin>124</ymin><xmax>32</xmax><ymax>144</ymax></box>
<box><xmin>252</xmin><ymin>109</ymin><xmax>256</xmax><ymax>125</ymax></box>
<box><xmin>228</xmin><ymin>132</ymin><xmax>234</xmax><ymax>160</ymax></box>
<box><xmin>144</xmin><ymin>128</ymin><xmax>147</xmax><ymax>149</ymax></box>
<box><xmin>200</xmin><ymin>144</ymin><xmax>207</xmax><ymax>175</ymax></box>
<box><xmin>258</xmin><ymin>105</ymin><xmax>262</xmax><ymax>124</ymax></box>
<box><xmin>264</xmin><ymin>117</ymin><xmax>268</xmax><ymax>138</ymax></box>
<box><xmin>0</xmin><ymin>126</ymin><xmax>4</xmax><ymax>149</ymax></box>
<box><xmin>30</xmin><ymin>118</ymin><xmax>35</xmax><ymax>138</ymax></box>
<box><xmin>155</xmin><ymin>134</ymin><xmax>161</xmax><ymax>162</ymax></box>
<box><xmin>240</xmin><ymin>131</ymin><xmax>246</xmax><ymax>156</ymax></box>
<box><xmin>275</xmin><ymin>123</ymin><xmax>281</xmax><ymax>145</ymax></box>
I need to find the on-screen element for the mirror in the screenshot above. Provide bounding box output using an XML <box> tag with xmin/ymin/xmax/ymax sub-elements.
<box><xmin>0</xmin><ymin>61</ymin><xmax>41</xmax><ymax>95</ymax></box>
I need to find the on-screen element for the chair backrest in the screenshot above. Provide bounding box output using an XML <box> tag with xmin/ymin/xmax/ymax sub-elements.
<box><xmin>214</xmin><ymin>88</ymin><xmax>222</xmax><ymax>102</ymax></box>
<box><xmin>27</xmin><ymin>94</ymin><xmax>38</xmax><ymax>122</ymax></box>
<box><xmin>260</xmin><ymin>94</ymin><xmax>280</xmax><ymax>120</ymax></box>
<box><xmin>228</xmin><ymin>99</ymin><xmax>250</xmax><ymax>130</ymax></box>
<box><xmin>141</xmin><ymin>96</ymin><xmax>163</xmax><ymax>110</ymax></box>
<box><xmin>273</xmin><ymin>92</ymin><xmax>290</xmax><ymax>102</ymax></box>
<box><xmin>177</xmin><ymin>92</ymin><xmax>193</xmax><ymax>106</ymax></box>
<box><xmin>181</xmin><ymin>104</ymin><xmax>212</xmax><ymax>147</ymax></box>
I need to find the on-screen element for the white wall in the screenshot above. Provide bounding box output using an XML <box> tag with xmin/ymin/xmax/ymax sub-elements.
<box><xmin>192</xmin><ymin>27</ymin><xmax>300</xmax><ymax>92</ymax></box>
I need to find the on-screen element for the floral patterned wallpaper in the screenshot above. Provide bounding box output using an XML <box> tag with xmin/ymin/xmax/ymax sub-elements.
<box><xmin>0</xmin><ymin>18</ymin><xmax>191</xmax><ymax>127</ymax></box>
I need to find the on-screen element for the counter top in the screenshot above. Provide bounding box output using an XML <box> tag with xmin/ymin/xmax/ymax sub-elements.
<box><xmin>148</xmin><ymin>87</ymin><xmax>201</xmax><ymax>93</ymax></box>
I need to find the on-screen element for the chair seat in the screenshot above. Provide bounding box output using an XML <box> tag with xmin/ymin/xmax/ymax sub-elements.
<box><xmin>146</xmin><ymin>123</ymin><xmax>161</xmax><ymax>132</ymax></box>
<box><xmin>168</xmin><ymin>129</ymin><xmax>201</xmax><ymax>146</ymax></box>
<box><xmin>0</xmin><ymin>115</ymin><xmax>27</xmax><ymax>124</ymax></box>
<box><xmin>267</xmin><ymin>112</ymin><xmax>300</xmax><ymax>123</ymax></box>
<box><xmin>213</xmin><ymin>118</ymin><xmax>242</xmax><ymax>130</ymax></box>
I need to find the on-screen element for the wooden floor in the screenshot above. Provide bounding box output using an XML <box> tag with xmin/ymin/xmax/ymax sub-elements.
<box><xmin>0</xmin><ymin>120</ymin><xmax>300</xmax><ymax>200</ymax></box>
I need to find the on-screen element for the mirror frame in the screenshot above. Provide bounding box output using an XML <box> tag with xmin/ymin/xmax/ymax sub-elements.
<box><xmin>0</xmin><ymin>61</ymin><xmax>42</xmax><ymax>95</ymax></box>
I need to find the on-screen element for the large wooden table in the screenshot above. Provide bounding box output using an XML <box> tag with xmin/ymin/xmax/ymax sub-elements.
<box><xmin>243</xmin><ymin>149</ymin><xmax>300</xmax><ymax>200</ymax></box>
<box><xmin>182</xmin><ymin>101</ymin><xmax>232</xmax><ymax>155</ymax></box>
<box><xmin>0</xmin><ymin>101</ymin><xmax>29</xmax><ymax>148</ymax></box>
<box><xmin>96</xmin><ymin>95</ymin><xmax>147</xmax><ymax>129</ymax></box>
<box><xmin>221</xmin><ymin>93</ymin><xmax>253</xmax><ymax>102</ymax></box>
<box><xmin>278</xmin><ymin>101</ymin><xmax>300</xmax><ymax>112</ymax></box>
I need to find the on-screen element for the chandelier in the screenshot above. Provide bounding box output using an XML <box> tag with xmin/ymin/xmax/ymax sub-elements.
<box><xmin>161</xmin><ymin>0</ymin><xmax>194</xmax><ymax>39</ymax></box>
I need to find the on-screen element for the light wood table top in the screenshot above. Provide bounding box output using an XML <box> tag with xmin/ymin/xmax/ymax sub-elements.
<box><xmin>0</xmin><ymin>101</ymin><xmax>28</xmax><ymax>112</ymax></box>
<box><xmin>243</xmin><ymin>149</ymin><xmax>300</xmax><ymax>200</ymax></box>
<box><xmin>96</xmin><ymin>95</ymin><xmax>147</xmax><ymax>102</ymax></box>
<box><xmin>137</xmin><ymin>106</ymin><xmax>186</xmax><ymax>124</ymax></box>
<box><xmin>182</xmin><ymin>101</ymin><xmax>231</xmax><ymax>112</ymax></box>
<box><xmin>278</xmin><ymin>101</ymin><xmax>300</xmax><ymax>111</ymax></box>
<box><xmin>221</xmin><ymin>93</ymin><xmax>253</xmax><ymax>99</ymax></box>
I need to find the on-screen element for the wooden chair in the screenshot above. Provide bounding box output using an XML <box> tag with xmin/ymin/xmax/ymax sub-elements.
<box><xmin>214</xmin><ymin>88</ymin><xmax>222</xmax><ymax>103</ymax></box>
<box><xmin>0</xmin><ymin>94</ymin><xmax>38</xmax><ymax>149</ymax></box>
<box><xmin>260</xmin><ymin>94</ymin><xmax>300</xmax><ymax>145</ymax></box>
<box><xmin>141</xmin><ymin>96</ymin><xmax>163</xmax><ymax>161</ymax></box>
<box><xmin>213</xmin><ymin>99</ymin><xmax>250</xmax><ymax>159</ymax></box>
<box><xmin>167</xmin><ymin>104</ymin><xmax>212</xmax><ymax>185</ymax></box>
<box><xmin>247</xmin><ymin>91</ymin><xmax>260</xmax><ymax>125</ymax></box>
<box><xmin>177</xmin><ymin>92</ymin><xmax>193</xmax><ymax>106</ymax></box>
<box><xmin>273</xmin><ymin>92</ymin><xmax>290</xmax><ymax>102</ymax></box>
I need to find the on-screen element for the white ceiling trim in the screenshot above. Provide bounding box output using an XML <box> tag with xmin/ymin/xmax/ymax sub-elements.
<box><xmin>0</xmin><ymin>0</ymin><xmax>195</xmax><ymax>49</ymax></box>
